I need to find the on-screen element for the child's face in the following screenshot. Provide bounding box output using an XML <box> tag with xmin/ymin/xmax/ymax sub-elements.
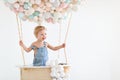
<box><xmin>37</xmin><ymin>30</ymin><xmax>47</xmax><ymax>41</ymax></box>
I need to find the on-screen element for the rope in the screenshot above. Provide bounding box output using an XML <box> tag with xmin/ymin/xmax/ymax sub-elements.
<box><xmin>20</xmin><ymin>19</ymin><xmax>23</xmax><ymax>40</ymax></box>
<box><xmin>64</xmin><ymin>13</ymin><xmax>72</xmax><ymax>43</ymax></box>
<box><xmin>64</xmin><ymin>13</ymin><xmax>72</xmax><ymax>64</ymax></box>
<box><xmin>16</xmin><ymin>14</ymin><xmax>26</xmax><ymax>65</ymax></box>
<box><xmin>57</xmin><ymin>23</ymin><xmax>62</xmax><ymax>59</ymax></box>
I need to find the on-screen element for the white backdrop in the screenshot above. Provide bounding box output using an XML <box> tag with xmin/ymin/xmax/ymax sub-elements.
<box><xmin>0</xmin><ymin>0</ymin><xmax>120</xmax><ymax>80</ymax></box>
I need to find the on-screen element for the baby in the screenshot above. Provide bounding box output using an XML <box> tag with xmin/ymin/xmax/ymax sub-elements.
<box><xmin>19</xmin><ymin>26</ymin><xmax>65</xmax><ymax>66</ymax></box>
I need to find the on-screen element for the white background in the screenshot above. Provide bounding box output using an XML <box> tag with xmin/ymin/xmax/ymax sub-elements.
<box><xmin>0</xmin><ymin>0</ymin><xmax>120</xmax><ymax>80</ymax></box>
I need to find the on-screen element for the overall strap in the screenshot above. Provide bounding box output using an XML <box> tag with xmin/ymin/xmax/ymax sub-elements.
<box><xmin>31</xmin><ymin>45</ymin><xmax>36</xmax><ymax>50</ymax></box>
<box><xmin>43</xmin><ymin>41</ymin><xmax>46</xmax><ymax>47</ymax></box>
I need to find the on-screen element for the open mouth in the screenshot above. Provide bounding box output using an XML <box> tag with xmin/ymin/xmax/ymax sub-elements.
<box><xmin>42</xmin><ymin>38</ymin><xmax>46</xmax><ymax>40</ymax></box>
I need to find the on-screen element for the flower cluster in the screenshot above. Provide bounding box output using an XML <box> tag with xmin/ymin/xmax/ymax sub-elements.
<box><xmin>50</xmin><ymin>59</ymin><xmax>70</xmax><ymax>80</ymax></box>
<box><xmin>50</xmin><ymin>65</ymin><xmax>69</xmax><ymax>80</ymax></box>
<box><xmin>4</xmin><ymin>0</ymin><xmax>80</xmax><ymax>24</ymax></box>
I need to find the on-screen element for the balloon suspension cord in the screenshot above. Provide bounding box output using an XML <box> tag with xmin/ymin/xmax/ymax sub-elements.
<box><xmin>16</xmin><ymin>14</ymin><xmax>26</xmax><ymax>65</ymax></box>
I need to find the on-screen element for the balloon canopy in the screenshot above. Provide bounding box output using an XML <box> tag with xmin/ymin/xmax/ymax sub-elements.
<box><xmin>3</xmin><ymin>0</ymin><xmax>80</xmax><ymax>24</ymax></box>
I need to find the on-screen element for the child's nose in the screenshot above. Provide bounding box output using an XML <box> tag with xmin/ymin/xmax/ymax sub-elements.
<box><xmin>43</xmin><ymin>35</ymin><xmax>46</xmax><ymax>38</ymax></box>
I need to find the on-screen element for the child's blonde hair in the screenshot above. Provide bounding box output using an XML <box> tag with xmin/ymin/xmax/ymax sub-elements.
<box><xmin>34</xmin><ymin>26</ymin><xmax>46</xmax><ymax>38</ymax></box>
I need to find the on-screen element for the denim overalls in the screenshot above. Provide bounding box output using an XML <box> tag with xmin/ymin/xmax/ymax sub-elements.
<box><xmin>31</xmin><ymin>42</ymin><xmax>48</xmax><ymax>66</ymax></box>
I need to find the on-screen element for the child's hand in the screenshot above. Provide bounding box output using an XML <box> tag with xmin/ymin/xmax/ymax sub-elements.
<box><xmin>62</xmin><ymin>43</ymin><xmax>65</xmax><ymax>48</ymax></box>
<box><xmin>19</xmin><ymin>40</ymin><xmax>24</xmax><ymax>47</ymax></box>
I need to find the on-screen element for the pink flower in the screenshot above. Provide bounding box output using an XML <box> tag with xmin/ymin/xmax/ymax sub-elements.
<box><xmin>18</xmin><ymin>7</ymin><xmax>24</xmax><ymax>12</ymax></box>
<box><xmin>46</xmin><ymin>18</ymin><xmax>53</xmax><ymax>23</ymax></box>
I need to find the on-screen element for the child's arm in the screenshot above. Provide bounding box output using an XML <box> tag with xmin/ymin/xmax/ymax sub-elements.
<box><xmin>19</xmin><ymin>40</ymin><xmax>32</xmax><ymax>53</ymax></box>
<box><xmin>47</xmin><ymin>43</ymin><xmax>65</xmax><ymax>51</ymax></box>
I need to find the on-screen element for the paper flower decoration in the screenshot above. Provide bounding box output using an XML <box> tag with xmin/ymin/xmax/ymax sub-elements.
<box><xmin>3</xmin><ymin>0</ymin><xmax>80</xmax><ymax>24</ymax></box>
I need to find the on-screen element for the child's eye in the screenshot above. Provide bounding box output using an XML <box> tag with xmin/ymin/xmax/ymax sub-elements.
<box><xmin>40</xmin><ymin>33</ymin><xmax>46</xmax><ymax>36</ymax></box>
